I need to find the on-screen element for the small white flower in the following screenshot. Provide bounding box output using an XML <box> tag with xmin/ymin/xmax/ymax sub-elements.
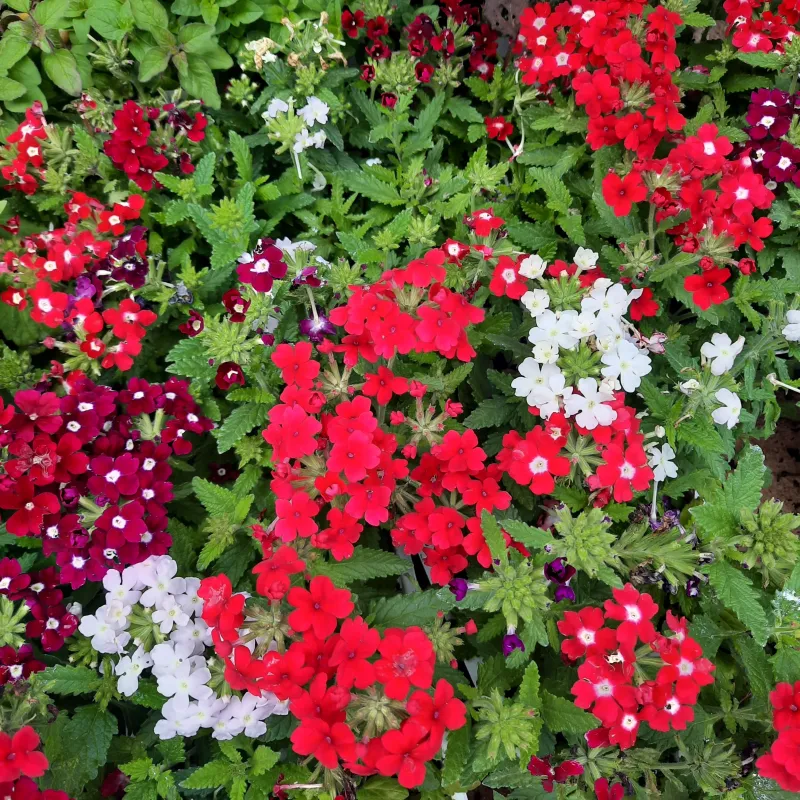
<box><xmin>157</xmin><ymin>662</ymin><xmax>213</xmax><ymax>708</ymax></box>
<box><xmin>115</xmin><ymin>646</ymin><xmax>154</xmax><ymax>697</ymax></box>
<box><xmin>563</xmin><ymin>377</ymin><xmax>617</xmax><ymax>429</ymax></box>
<box><xmin>521</xmin><ymin>288</ymin><xmax>550</xmax><ymax>316</ymax></box>
<box><xmin>264</xmin><ymin>98</ymin><xmax>289</xmax><ymax>119</ymax></box>
<box><xmin>568</xmin><ymin>311</ymin><xmax>596</xmax><ymax>340</ymax></box>
<box><xmin>139</xmin><ymin>558</ymin><xmax>185</xmax><ymax>608</ymax></box>
<box><xmin>582</xmin><ymin>279</ymin><xmax>641</xmax><ymax>321</ymax></box>
<box><xmin>518</xmin><ymin>254</ymin><xmax>547</xmax><ymax>279</ymax></box>
<box><xmin>366</xmin><ymin>158</ymin><xmax>382</xmax><ymax>166</ymax></box>
<box><xmin>712</xmin><ymin>388</ymin><xmax>741</xmax><ymax>429</ymax></box>
<box><xmin>680</xmin><ymin>379</ymin><xmax>700</xmax><ymax>395</ymax></box>
<box><xmin>700</xmin><ymin>333</ymin><xmax>745</xmax><ymax>376</ymax></box>
<box><xmin>573</xmin><ymin>247</ymin><xmax>599</xmax><ymax>271</ymax></box>
<box><xmin>512</xmin><ymin>360</ymin><xmax>566</xmax><ymax>417</ymax></box>
<box><xmin>601</xmin><ymin>339</ymin><xmax>652</xmax><ymax>393</ymax></box>
<box><xmin>309</xmin><ymin>130</ymin><xmax>327</xmax><ymax>149</ymax></box>
<box><xmin>293</xmin><ymin>128</ymin><xmax>314</xmax><ymax>153</ymax></box>
<box><xmin>783</xmin><ymin>309</ymin><xmax>800</xmax><ymax>342</ymax></box>
<box><xmin>532</xmin><ymin>341</ymin><xmax>560</xmax><ymax>364</ymax></box>
<box><xmin>298</xmin><ymin>97</ymin><xmax>329</xmax><ymax>126</ymax></box>
<box><xmin>529</xmin><ymin>309</ymin><xmax>579</xmax><ymax>350</ymax></box>
<box><xmin>102</xmin><ymin>570</ymin><xmax>141</xmax><ymax>605</ymax></box>
<box><xmin>152</xmin><ymin>595</ymin><xmax>190</xmax><ymax>634</ymax></box>
<box><xmin>648</xmin><ymin>444</ymin><xmax>678</xmax><ymax>482</ymax></box>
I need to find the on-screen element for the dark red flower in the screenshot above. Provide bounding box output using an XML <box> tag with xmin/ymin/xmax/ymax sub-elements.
<box><xmin>215</xmin><ymin>362</ymin><xmax>245</xmax><ymax>391</ymax></box>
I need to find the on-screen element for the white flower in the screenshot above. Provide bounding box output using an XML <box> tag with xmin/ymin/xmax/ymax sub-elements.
<box><xmin>150</xmin><ymin>641</ymin><xmax>194</xmax><ymax>676</ymax></box>
<box><xmin>568</xmin><ymin>311</ymin><xmax>596</xmax><ymax>340</ymax></box>
<box><xmin>309</xmin><ymin>130</ymin><xmax>327</xmax><ymax>149</ymax></box>
<box><xmin>712</xmin><ymin>388</ymin><xmax>741</xmax><ymax>429</ymax></box>
<box><xmin>518</xmin><ymin>254</ymin><xmax>547</xmax><ymax>279</ymax></box>
<box><xmin>521</xmin><ymin>288</ymin><xmax>550</xmax><ymax>316</ymax></box>
<box><xmin>78</xmin><ymin>607</ymin><xmax>131</xmax><ymax>654</ymax></box>
<box><xmin>529</xmin><ymin>310</ymin><xmax>579</xmax><ymax>350</ymax></box>
<box><xmin>582</xmin><ymin>279</ymin><xmax>641</xmax><ymax>321</ymax></box>
<box><xmin>102</xmin><ymin>570</ymin><xmax>141</xmax><ymax>606</ymax></box>
<box><xmin>115</xmin><ymin>646</ymin><xmax>154</xmax><ymax>697</ymax></box>
<box><xmin>601</xmin><ymin>339</ymin><xmax>652</xmax><ymax>393</ymax></box>
<box><xmin>152</xmin><ymin>595</ymin><xmax>190</xmax><ymax>634</ymax></box>
<box><xmin>298</xmin><ymin>97</ymin><xmax>329</xmax><ymax>126</ymax></box>
<box><xmin>679</xmin><ymin>379</ymin><xmax>700</xmax><ymax>395</ymax></box>
<box><xmin>177</xmin><ymin>577</ymin><xmax>204</xmax><ymax>616</ymax></box>
<box><xmin>512</xmin><ymin>361</ymin><xmax>566</xmax><ymax>417</ymax></box>
<box><xmin>648</xmin><ymin>444</ymin><xmax>678</xmax><ymax>482</ymax></box>
<box><xmin>593</xmin><ymin>316</ymin><xmax>625</xmax><ymax>352</ymax></box>
<box><xmin>140</xmin><ymin>558</ymin><xmax>185</xmax><ymax>608</ymax></box>
<box><xmin>563</xmin><ymin>377</ymin><xmax>617</xmax><ymax>429</ymax></box>
<box><xmin>293</xmin><ymin>128</ymin><xmax>314</xmax><ymax>153</ymax></box>
<box><xmin>264</xmin><ymin>98</ymin><xmax>289</xmax><ymax>119</ymax></box>
<box><xmin>532</xmin><ymin>341</ymin><xmax>560</xmax><ymax>364</ymax></box>
<box><xmin>783</xmin><ymin>309</ymin><xmax>800</xmax><ymax>342</ymax></box>
<box><xmin>573</xmin><ymin>247</ymin><xmax>599</xmax><ymax>271</ymax></box>
<box><xmin>170</xmin><ymin>619</ymin><xmax>212</xmax><ymax>654</ymax></box>
<box><xmin>104</xmin><ymin>600</ymin><xmax>132</xmax><ymax>630</ymax></box>
<box><xmin>700</xmin><ymin>333</ymin><xmax>745</xmax><ymax>376</ymax></box>
<box><xmin>156</xmin><ymin>661</ymin><xmax>213</xmax><ymax>708</ymax></box>
<box><xmin>366</xmin><ymin>158</ymin><xmax>382</xmax><ymax>166</ymax></box>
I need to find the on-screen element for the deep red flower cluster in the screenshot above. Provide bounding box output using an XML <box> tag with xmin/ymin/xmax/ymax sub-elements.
<box><xmin>0</xmin><ymin>375</ymin><xmax>211</xmax><ymax>593</ymax></box>
<box><xmin>200</xmin><ymin>558</ymin><xmax>466</xmax><ymax>789</ymax></box>
<box><xmin>746</xmin><ymin>88</ymin><xmax>800</xmax><ymax>186</ymax></box>
<box><xmin>328</xmin><ymin>245</ymin><xmax>484</xmax><ymax>366</ymax></box>
<box><xmin>517</xmin><ymin>2</ymin><xmax>684</xmax><ymax>158</ymax></box>
<box><xmin>0</xmin><ymin>728</ymin><xmax>69</xmax><ymax>800</ymax></box>
<box><xmin>102</xmin><ymin>100</ymin><xmax>207</xmax><ymax>191</ymax></box>
<box><xmin>1</xmin><ymin>187</ymin><xmax>156</xmax><ymax>370</ymax></box>
<box><xmin>601</xmin><ymin>121</ymin><xmax>775</xmax><ymax>309</ymax></box>
<box><xmin>756</xmin><ymin>681</ymin><xmax>800</xmax><ymax>791</ymax></box>
<box><xmin>1</xmin><ymin>103</ymin><xmax>48</xmax><ymax>195</ymax></box>
<box><xmin>724</xmin><ymin>0</ymin><xmax>800</xmax><ymax>52</ymax></box>
<box><xmin>498</xmin><ymin>393</ymin><xmax>654</xmax><ymax>506</ymax></box>
<box><xmin>559</xmin><ymin>586</ymin><xmax>714</xmax><ymax>749</ymax></box>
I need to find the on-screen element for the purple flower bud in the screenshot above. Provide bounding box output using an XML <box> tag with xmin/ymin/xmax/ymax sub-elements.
<box><xmin>502</xmin><ymin>633</ymin><xmax>525</xmax><ymax>657</ymax></box>
<box><xmin>544</xmin><ymin>557</ymin><xmax>575</xmax><ymax>584</ymax></box>
<box><xmin>686</xmin><ymin>576</ymin><xmax>701</xmax><ymax>597</ymax></box>
<box><xmin>554</xmin><ymin>585</ymin><xmax>576</xmax><ymax>603</ymax></box>
<box><xmin>448</xmin><ymin>578</ymin><xmax>469</xmax><ymax>601</ymax></box>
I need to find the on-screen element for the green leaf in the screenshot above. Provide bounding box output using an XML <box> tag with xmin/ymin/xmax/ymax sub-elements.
<box><xmin>250</xmin><ymin>746</ymin><xmax>279</xmax><ymax>776</ymax></box>
<box><xmin>179</xmin><ymin>55</ymin><xmax>220</xmax><ymax>107</ymax></box>
<box><xmin>131</xmin><ymin>0</ymin><xmax>169</xmax><ymax>31</ymax></box>
<box><xmin>519</xmin><ymin>662</ymin><xmax>540</xmax><ymax>709</ymax></box>
<box><xmin>724</xmin><ymin>445</ymin><xmax>766</xmax><ymax>515</ymax></box>
<box><xmin>736</xmin><ymin>635</ymin><xmax>773</xmax><ymax>701</ymax></box>
<box><xmin>447</xmin><ymin>95</ymin><xmax>483</xmax><ymax>124</ymax></box>
<box><xmin>0</xmin><ymin>35</ymin><xmax>30</xmax><ymax>71</ymax></box>
<box><xmin>214</xmin><ymin>402</ymin><xmax>269</xmax><ymax>453</ymax></box>
<box><xmin>481</xmin><ymin>510</ymin><xmax>507</xmax><ymax>566</ymax></box>
<box><xmin>32</xmin><ymin>0</ymin><xmax>70</xmax><ymax>27</ymax></box>
<box><xmin>37</xmin><ymin>665</ymin><xmax>102</xmax><ymax>695</ymax></box>
<box><xmin>368</xmin><ymin>590</ymin><xmax>454</xmax><ymax>629</ymax></box>
<box><xmin>337</xmin><ymin>170</ymin><xmax>403</xmax><ymax>206</ymax></box>
<box><xmin>705</xmin><ymin>560</ymin><xmax>770</xmax><ymax>646</ymax></box>
<box><xmin>86</xmin><ymin>0</ymin><xmax>130</xmax><ymax>39</ymax></box>
<box><xmin>691</xmin><ymin>502</ymin><xmax>738</xmax><ymax>541</ymax></box>
<box><xmin>311</xmin><ymin>547</ymin><xmax>410</xmax><ymax>586</ymax></box>
<box><xmin>0</xmin><ymin>77</ymin><xmax>26</xmax><ymax>101</ymax></box>
<box><xmin>166</xmin><ymin>337</ymin><xmax>215</xmax><ymax>385</ymax></box>
<box><xmin>683</xmin><ymin>11</ymin><xmax>716</xmax><ymax>26</ymax></box>
<box><xmin>464</xmin><ymin>397</ymin><xmax>514</xmax><ymax>429</ymax></box>
<box><xmin>737</xmin><ymin>51</ymin><xmax>786</xmax><ymax>70</ymax></box>
<box><xmin>130</xmin><ymin>679</ymin><xmax>165</xmax><ymax>709</ymax></box>
<box><xmin>539</xmin><ymin>690</ymin><xmax>595</xmax><ymax>734</ymax></box>
<box><xmin>500</xmin><ymin>519</ymin><xmax>553</xmax><ymax>551</ymax></box>
<box><xmin>192</xmin><ymin>477</ymin><xmax>240</xmax><ymax>517</ymax></box>
<box><xmin>178</xmin><ymin>22</ymin><xmax>216</xmax><ymax>52</ymax></box>
<box><xmin>773</xmin><ymin>647</ymin><xmax>800</xmax><ymax>683</ymax></box>
<box><xmin>357</xmin><ymin>777</ymin><xmax>408</xmax><ymax>800</ymax></box>
<box><xmin>441</xmin><ymin>721</ymin><xmax>470</xmax><ymax>786</ymax></box>
<box><xmin>181</xmin><ymin>761</ymin><xmax>233</xmax><ymax>790</ymax></box>
<box><xmin>229</xmin><ymin>130</ymin><xmax>253</xmax><ymax>183</ymax></box>
<box><xmin>138</xmin><ymin>46</ymin><xmax>171</xmax><ymax>81</ymax></box>
<box><xmin>42</xmin><ymin>50</ymin><xmax>82</xmax><ymax>96</ymax></box>
<box><xmin>406</xmin><ymin>92</ymin><xmax>446</xmax><ymax>154</ymax></box>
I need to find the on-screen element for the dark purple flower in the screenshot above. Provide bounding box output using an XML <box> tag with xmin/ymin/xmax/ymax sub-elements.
<box><xmin>299</xmin><ymin>313</ymin><xmax>336</xmax><ymax>343</ymax></box>
<box><xmin>449</xmin><ymin>578</ymin><xmax>469</xmax><ymax>601</ymax></box>
<box><xmin>502</xmin><ymin>632</ymin><xmax>525</xmax><ymax>656</ymax></box>
<box><xmin>544</xmin><ymin>557</ymin><xmax>575</xmax><ymax>584</ymax></box>
<box><xmin>111</xmin><ymin>257</ymin><xmax>148</xmax><ymax>288</ymax></box>
<box><xmin>75</xmin><ymin>274</ymin><xmax>98</xmax><ymax>299</ymax></box>
<box><xmin>554</xmin><ymin>585</ymin><xmax>576</xmax><ymax>602</ymax></box>
<box><xmin>686</xmin><ymin>576</ymin><xmax>701</xmax><ymax>597</ymax></box>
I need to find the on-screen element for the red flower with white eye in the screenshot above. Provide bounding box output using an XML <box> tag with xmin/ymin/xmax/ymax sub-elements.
<box><xmin>640</xmin><ymin>684</ymin><xmax>695</xmax><ymax>731</ymax></box>
<box><xmin>656</xmin><ymin>637</ymin><xmax>715</xmax><ymax>703</ymax></box>
<box><xmin>603</xmin><ymin>583</ymin><xmax>659</xmax><ymax>647</ymax></box>
<box><xmin>571</xmin><ymin>660</ymin><xmax>638</xmax><ymax>727</ymax></box>
<box><xmin>558</xmin><ymin>607</ymin><xmax>618</xmax><ymax>661</ymax></box>
<box><xmin>489</xmin><ymin>255</ymin><xmax>528</xmax><ymax>300</ymax></box>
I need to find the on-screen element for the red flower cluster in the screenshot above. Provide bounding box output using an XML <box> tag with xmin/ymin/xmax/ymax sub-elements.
<box><xmin>1</xmin><ymin>103</ymin><xmax>48</xmax><ymax>195</ymax></box>
<box><xmin>0</xmin><ymin>727</ymin><xmax>69</xmax><ymax>800</ymax></box>
<box><xmin>499</xmin><ymin>393</ymin><xmax>654</xmax><ymax>506</ymax></box>
<box><xmin>200</xmin><ymin>561</ymin><xmax>466</xmax><ymax>789</ymax></box>
<box><xmin>328</xmin><ymin>245</ymin><xmax>484</xmax><ymax>365</ymax></box>
<box><xmin>559</xmin><ymin>587</ymin><xmax>714</xmax><ymax>749</ymax></box>
<box><xmin>527</xmin><ymin>756</ymin><xmax>583</xmax><ymax>793</ymax></box>
<box><xmin>518</xmin><ymin>2</ymin><xmax>684</xmax><ymax>157</ymax></box>
<box><xmin>1</xmin><ymin>185</ymin><xmax>156</xmax><ymax>370</ymax></box>
<box><xmin>102</xmin><ymin>101</ymin><xmax>207</xmax><ymax>191</ymax></box>
<box><xmin>725</xmin><ymin>0</ymin><xmax>800</xmax><ymax>52</ymax></box>
<box><xmin>0</xmin><ymin>643</ymin><xmax>45</xmax><ymax>684</ymax></box>
<box><xmin>756</xmin><ymin>681</ymin><xmax>800</xmax><ymax>791</ymax></box>
<box><xmin>0</xmin><ymin>375</ymin><xmax>211</xmax><ymax>592</ymax></box>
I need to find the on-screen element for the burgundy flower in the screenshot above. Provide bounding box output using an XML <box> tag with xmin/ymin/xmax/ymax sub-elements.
<box><xmin>299</xmin><ymin>313</ymin><xmax>336</xmax><ymax>343</ymax></box>
<box><xmin>0</xmin><ymin>477</ymin><xmax>60</xmax><ymax>537</ymax></box>
<box><xmin>415</xmin><ymin>63</ymin><xmax>435</xmax><ymax>83</ymax></box>
<box><xmin>0</xmin><ymin>559</ymin><xmax>31</xmax><ymax>601</ymax></box>
<box><xmin>222</xmin><ymin>289</ymin><xmax>251</xmax><ymax>322</ymax></box>
<box><xmin>26</xmin><ymin>566</ymin><xmax>64</xmax><ymax>606</ymax></box>
<box><xmin>10</xmin><ymin>390</ymin><xmax>61</xmax><ymax>441</ymax></box>
<box><xmin>95</xmin><ymin>501</ymin><xmax>147</xmax><ymax>543</ymax></box>
<box><xmin>119</xmin><ymin>377</ymin><xmax>162</xmax><ymax>416</ymax></box>
<box><xmin>88</xmin><ymin>453</ymin><xmax>141</xmax><ymax>501</ymax></box>
<box><xmin>381</xmin><ymin>93</ymin><xmax>398</xmax><ymax>109</ymax></box>
<box><xmin>0</xmin><ymin>645</ymin><xmax>45</xmax><ymax>685</ymax></box>
<box><xmin>342</xmin><ymin>9</ymin><xmax>365</xmax><ymax>38</ymax></box>
<box><xmin>236</xmin><ymin>240</ymin><xmax>287</xmax><ymax>294</ymax></box>
<box><xmin>111</xmin><ymin>101</ymin><xmax>152</xmax><ymax>147</ymax></box>
<box><xmin>209</xmin><ymin>463</ymin><xmax>240</xmax><ymax>485</ymax></box>
<box><xmin>215</xmin><ymin>362</ymin><xmax>245</xmax><ymax>391</ymax></box>
<box><xmin>360</xmin><ymin>65</ymin><xmax>375</xmax><ymax>82</ymax></box>
<box><xmin>179</xmin><ymin>310</ymin><xmax>204</xmax><ymax>337</ymax></box>
<box><xmin>26</xmin><ymin>602</ymin><xmax>78</xmax><ymax>652</ymax></box>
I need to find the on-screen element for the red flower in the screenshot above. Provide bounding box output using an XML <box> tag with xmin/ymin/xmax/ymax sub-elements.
<box><xmin>683</xmin><ymin>267</ymin><xmax>730</xmax><ymax>311</ymax></box>
<box><xmin>363</xmin><ymin>367</ymin><xmax>409</xmax><ymax>406</ymax></box>
<box><xmin>558</xmin><ymin>607</ymin><xmax>618</xmax><ymax>661</ymax></box>
<box><xmin>28</xmin><ymin>281</ymin><xmax>68</xmax><ymax>328</ymax></box>
<box><xmin>329</xmin><ymin>616</ymin><xmax>379</xmax><ymax>689</ymax></box>
<box><xmin>572</xmin><ymin>661</ymin><xmax>638</xmax><ymax>727</ymax></box>
<box><xmin>608</xmin><ymin>710</ymin><xmax>640</xmax><ymax>749</ymax></box>
<box><xmin>264</xmin><ymin>404</ymin><xmax>321</xmax><ymax>461</ymax></box>
<box><xmin>469</xmin><ymin>208</ymin><xmax>504</xmax><ymax>237</ymax></box>
<box><xmin>503</xmin><ymin>428</ymin><xmax>570</xmax><ymax>495</ymax></box>
<box><xmin>375</xmin><ymin>627</ymin><xmax>435</xmax><ymax>700</ymax></box>
<box><xmin>197</xmin><ymin>575</ymin><xmax>232</xmax><ymax>625</ymax></box>
<box><xmin>758</xmin><ymin>729</ymin><xmax>800</xmax><ymax>792</ymax></box>
<box><xmin>594</xmin><ymin>777</ymin><xmax>625</xmax><ymax>800</ymax></box>
<box><xmin>0</xmin><ymin>559</ymin><xmax>31</xmax><ymax>601</ymax></box>
<box><xmin>272</xmin><ymin>342</ymin><xmax>320</xmax><ymax>389</ymax></box>
<box><xmin>313</xmin><ymin>508</ymin><xmax>363</xmax><ymax>562</ymax></box>
<box><xmin>603</xmin><ymin>583</ymin><xmax>659</xmax><ymax>647</ymax></box>
<box><xmin>602</xmin><ymin>172</ymin><xmax>647</xmax><ymax>216</ymax></box>
<box><xmin>0</xmin><ymin>727</ymin><xmax>48</xmax><ymax>782</ymax></box>
<box><xmin>236</xmin><ymin>242</ymin><xmax>287</xmax><ymax>293</ymax></box>
<box><xmin>215</xmin><ymin>362</ymin><xmax>245</xmax><ymax>391</ymax></box>
<box><xmin>222</xmin><ymin>289</ymin><xmax>250</xmax><ymax>322</ymax></box>
<box><xmin>287</xmin><ymin>576</ymin><xmax>354</xmax><ymax>639</ymax></box>
<box><xmin>640</xmin><ymin>684</ymin><xmax>694</xmax><ymax>731</ymax></box>
<box><xmin>375</xmin><ymin>720</ymin><xmax>440</xmax><ymax>788</ymax></box>
<box><xmin>629</xmin><ymin>286</ymin><xmax>659</xmax><ymax>320</ymax></box>
<box><xmin>290</xmin><ymin>718</ymin><xmax>356</xmax><ymax>769</ymax></box>
<box><xmin>489</xmin><ymin>255</ymin><xmax>528</xmax><ymax>299</ymax></box>
<box><xmin>771</xmin><ymin>681</ymin><xmax>800</xmax><ymax>730</ymax></box>
<box><xmin>275</xmin><ymin>492</ymin><xmax>319</xmax><ymax>541</ymax></box>
<box><xmin>407</xmin><ymin>679</ymin><xmax>467</xmax><ymax>739</ymax></box>
<box><xmin>179</xmin><ymin>310</ymin><xmax>204</xmax><ymax>337</ymax></box>
<box><xmin>485</xmin><ymin>116</ymin><xmax>514</xmax><ymax>141</ymax></box>
<box><xmin>224</xmin><ymin>645</ymin><xmax>268</xmax><ymax>695</ymax></box>
<box><xmin>656</xmin><ymin>637</ymin><xmax>715</xmax><ymax>703</ymax></box>
<box><xmin>527</xmin><ymin>756</ymin><xmax>584</xmax><ymax>793</ymax></box>
<box><xmin>10</xmin><ymin>390</ymin><xmax>61</xmax><ymax>441</ymax></box>
<box><xmin>0</xmin><ymin>478</ymin><xmax>60</xmax><ymax>537</ymax></box>
<box><xmin>595</xmin><ymin>442</ymin><xmax>653</xmax><ymax>502</ymax></box>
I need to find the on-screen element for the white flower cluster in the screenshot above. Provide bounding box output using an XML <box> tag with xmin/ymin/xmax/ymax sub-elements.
<box><xmin>783</xmin><ymin>309</ymin><xmax>800</xmax><ymax>342</ymax></box>
<box><xmin>78</xmin><ymin>556</ymin><xmax>287</xmax><ymax>741</ymax></box>
<box><xmin>263</xmin><ymin>96</ymin><xmax>329</xmax><ymax>154</ymax></box>
<box><xmin>512</xmin><ymin>251</ymin><xmax>653</xmax><ymax>427</ymax></box>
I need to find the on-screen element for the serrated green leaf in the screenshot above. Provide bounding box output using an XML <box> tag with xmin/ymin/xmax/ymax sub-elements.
<box><xmin>181</xmin><ymin>761</ymin><xmax>233</xmax><ymax>790</ymax></box>
<box><xmin>706</xmin><ymin>560</ymin><xmax>770</xmax><ymax>646</ymax></box>
<box><xmin>229</xmin><ymin>130</ymin><xmax>253</xmax><ymax>183</ymax></box>
<box><xmin>724</xmin><ymin>445</ymin><xmax>766</xmax><ymax>515</ymax></box>
<box><xmin>539</xmin><ymin>690</ymin><xmax>595</xmax><ymax>734</ymax></box>
<box><xmin>37</xmin><ymin>665</ymin><xmax>102</xmax><ymax>695</ymax></box>
<box><xmin>368</xmin><ymin>591</ymin><xmax>454</xmax><ymax>629</ymax></box>
<box><xmin>192</xmin><ymin>477</ymin><xmax>240</xmax><ymax>517</ymax></box>
<box><xmin>336</xmin><ymin>170</ymin><xmax>403</xmax><ymax>206</ymax></box>
<box><xmin>214</xmin><ymin>402</ymin><xmax>269</xmax><ymax>453</ymax></box>
<box><xmin>447</xmin><ymin>96</ymin><xmax>484</xmax><ymax>124</ymax></box>
<box><xmin>311</xmin><ymin>547</ymin><xmax>410</xmax><ymax>586</ymax></box>
<box><xmin>464</xmin><ymin>397</ymin><xmax>514</xmax><ymax>429</ymax></box>
<box><xmin>481</xmin><ymin>510</ymin><xmax>507</xmax><ymax>566</ymax></box>
<box><xmin>500</xmin><ymin>519</ymin><xmax>553</xmax><ymax>551</ymax></box>
<box><xmin>519</xmin><ymin>662</ymin><xmax>540</xmax><ymax>709</ymax></box>
<box><xmin>250</xmin><ymin>746</ymin><xmax>279</xmax><ymax>776</ymax></box>
<box><xmin>357</xmin><ymin>777</ymin><xmax>408</xmax><ymax>800</ymax></box>
<box><xmin>736</xmin><ymin>635</ymin><xmax>773</xmax><ymax>701</ymax></box>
